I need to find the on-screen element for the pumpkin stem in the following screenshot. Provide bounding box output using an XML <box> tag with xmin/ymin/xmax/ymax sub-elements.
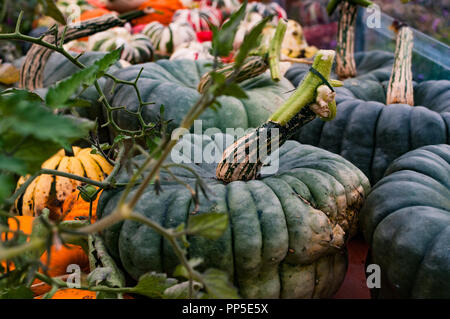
<box><xmin>268</xmin><ymin>18</ymin><xmax>288</xmax><ymax>82</ymax></box>
<box><xmin>386</xmin><ymin>23</ymin><xmax>414</xmax><ymax>106</ymax></box>
<box><xmin>197</xmin><ymin>18</ymin><xmax>288</xmax><ymax>93</ymax></box>
<box><xmin>333</xmin><ymin>0</ymin><xmax>373</xmax><ymax>80</ymax></box>
<box><xmin>216</xmin><ymin>50</ymin><xmax>338</xmax><ymax>183</ymax></box>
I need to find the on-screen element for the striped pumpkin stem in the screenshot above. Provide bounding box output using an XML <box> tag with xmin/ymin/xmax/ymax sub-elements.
<box><xmin>198</xmin><ymin>19</ymin><xmax>288</xmax><ymax>93</ymax></box>
<box><xmin>197</xmin><ymin>55</ymin><xmax>269</xmax><ymax>94</ymax></box>
<box><xmin>20</xmin><ymin>10</ymin><xmax>149</xmax><ymax>90</ymax></box>
<box><xmin>333</xmin><ymin>0</ymin><xmax>373</xmax><ymax>80</ymax></box>
<box><xmin>216</xmin><ymin>50</ymin><xmax>338</xmax><ymax>183</ymax></box>
<box><xmin>386</xmin><ymin>24</ymin><xmax>414</xmax><ymax>105</ymax></box>
<box><xmin>335</xmin><ymin>1</ymin><xmax>357</xmax><ymax>80</ymax></box>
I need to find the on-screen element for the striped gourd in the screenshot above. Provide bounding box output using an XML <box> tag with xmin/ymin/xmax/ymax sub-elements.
<box><xmin>172</xmin><ymin>7</ymin><xmax>222</xmax><ymax>32</ymax></box>
<box><xmin>142</xmin><ymin>21</ymin><xmax>197</xmax><ymax>56</ymax></box>
<box><xmin>87</xmin><ymin>27</ymin><xmax>154</xmax><ymax>64</ymax></box>
<box><xmin>246</xmin><ymin>1</ymin><xmax>287</xmax><ymax>22</ymax></box>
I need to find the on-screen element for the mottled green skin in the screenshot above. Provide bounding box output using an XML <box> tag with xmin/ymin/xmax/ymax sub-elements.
<box><xmin>360</xmin><ymin>145</ymin><xmax>450</xmax><ymax>299</ymax></box>
<box><xmin>102</xmin><ymin>59</ymin><xmax>294</xmax><ymax>134</ymax></box>
<box><xmin>98</xmin><ymin>133</ymin><xmax>370</xmax><ymax>298</ymax></box>
<box><xmin>286</xmin><ymin>50</ymin><xmax>450</xmax><ymax>184</ymax></box>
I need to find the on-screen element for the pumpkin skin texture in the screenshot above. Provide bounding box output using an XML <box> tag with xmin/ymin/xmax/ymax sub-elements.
<box><xmin>98</xmin><ymin>133</ymin><xmax>370</xmax><ymax>298</ymax></box>
<box><xmin>285</xmin><ymin>50</ymin><xmax>450</xmax><ymax>184</ymax></box>
<box><xmin>103</xmin><ymin>59</ymin><xmax>294</xmax><ymax>134</ymax></box>
<box><xmin>360</xmin><ymin>145</ymin><xmax>450</xmax><ymax>299</ymax></box>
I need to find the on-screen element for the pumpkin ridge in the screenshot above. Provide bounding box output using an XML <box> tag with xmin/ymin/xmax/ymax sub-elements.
<box><xmin>410</xmin><ymin>223</ymin><xmax>449</xmax><ymax>297</ymax></box>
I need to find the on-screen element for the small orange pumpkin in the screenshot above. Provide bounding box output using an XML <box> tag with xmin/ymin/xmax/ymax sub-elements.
<box><xmin>15</xmin><ymin>147</ymin><xmax>112</xmax><ymax>219</ymax></box>
<box><xmin>133</xmin><ymin>0</ymin><xmax>185</xmax><ymax>25</ymax></box>
<box><xmin>1</xmin><ymin>216</ymin><xmax>90</xmax><ymax>297</ymax></box>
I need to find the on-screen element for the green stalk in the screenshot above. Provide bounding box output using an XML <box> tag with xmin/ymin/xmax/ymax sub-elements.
<box><xmin>269</xmin><ymin>50</ymin><xmax>335</xmax><ymax>125</ymax></box>
<box><xmin>216</xmin><ymin>50</ymin><xmax>338</xmax><ymax>183</ymax></box>
<box><xmin>268</xmin><ymin>19</ymin><xmax>287</xmax><ymax>82</ymax></box>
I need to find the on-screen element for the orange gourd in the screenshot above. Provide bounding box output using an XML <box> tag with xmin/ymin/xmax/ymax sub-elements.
<box><xmin>35</xmin><ymin>289</ymin><xmax>97</xmax><ymax>299</ymax></box>
<box><xmin>1</xmin><ymin>216</ymin><xmax>90</xmax><ymax>297</ymax></box>
<box><xmin>133</xmin><ymin>0</ymin><xmax>185</xmax><ymax>25</ymax></box>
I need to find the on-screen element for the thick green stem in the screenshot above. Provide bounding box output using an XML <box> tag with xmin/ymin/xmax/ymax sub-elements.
<box><xmin>269</xmin><ymin>50</ymin><xmax>335</xmax><ymax>125</ymax></box>
<box><xmin>216</xmin><ymin>50</ymin><xmax>337</xmax><ymax>183</ymax></box>
<box><xmin>268</xmin><ymin>19</ymin><xmax>287</xmax><ymax>82</ymax></box>
<box><xmin>386</xmin><ymin>25</ymin><xmax>414</xmax><ymax>105</ymax></box>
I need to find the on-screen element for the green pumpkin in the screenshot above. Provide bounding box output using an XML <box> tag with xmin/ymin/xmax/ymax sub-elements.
<box><xmin>98</xmin><ymin>133</ymin><xmax>370</xmax><ymax>298</ymax></box>
<box><xmin>286</xmin><ymin>50</ymin><xmax>450</xmax><ymax>184</ymax></box>
<box><xmin>102</xmin><ymin>59</ymin><xmax>294</xmax><ymax>134</ymax></box>
<box><xmin>360</xmin><ymin>144</ymin><xmax>450</xmax><ymax>298</ymax></box>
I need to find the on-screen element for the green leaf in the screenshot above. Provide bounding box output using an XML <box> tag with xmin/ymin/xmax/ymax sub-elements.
<box><xmin>222</xmin><ymin>83</ymin><xmax>248</xmax><ymax>99</ymax></box>
<box><xmin>0</xmin><ymin>155</ymin><xmax>27</xmax><ymax>175</ymax></box>
<box><xmin>0</xmin><ymin>88</ymin><xmax>43</xmax><ymax>102</ymax></box>
<box><xmin>93</xmin><ymin>48</ymin><xmax>122</xmax><ymax>78</ymax></box>
<box><xmin>38</xmin><ymin>0</ymin><xmax>66</xmax><ymax>25</ymax></box>
<box><xmin>202</xmin><ymin>269</ymin><xmax>240</xmax><ymax>299</ymax></box>
<box><xmin>0</xmin><ymin>91</ymin><xmax>94</xmax><ymax>172</ymax></box>
<box><xmin>163</xmin><ymin>281</ymin><xmax>203</xmax><ymax>299</ymax></box>
<box><xmin>46</xmin><ymin>49</ymin><xmax>121</xmax><ymax>108</ymax></box>
<box><xmin>187</xmin><ymin>212</ymin><xmax>228</xmax><ymax>240</ymax></box>
<box><xmin>46</xmin><ymin>67</ymin><xmax>99</xmax><ymax>109</ymax></box>
<box><xmin>0</xmin><ymin>174</ymin><xmax>15</xmax><ymax>204</ymax></box>
<box><xmin>0</xmin><ymin>285</ymin><xmax>33</xmax><ymax>299</ymax></box>
<box><xmin>212</xmin><ymin>1</ymin><xmax>247</xmax><ymax>57</ymax></box>
<box><xmin>131</xmin><ymin>272</ymin><xmax>178</xmax><ymax>298</ymax></box>
<box><xmin>235</xmin><ymin>17</ymin><xmax>271</xmax><ymax>68</ymax></box>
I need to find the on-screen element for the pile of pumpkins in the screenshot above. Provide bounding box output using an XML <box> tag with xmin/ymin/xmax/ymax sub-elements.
<box><xmin>8</xmin><ymin>0</ymin><xmax>450</xmax><ymax>299</ymax></box>
<box><xmin>30</xmin><ymin>0</ymin><xmax>316</xmax><ymax>64</ymax></box>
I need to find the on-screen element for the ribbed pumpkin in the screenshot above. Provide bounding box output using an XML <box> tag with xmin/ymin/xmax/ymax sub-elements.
<box><xmin>98</xmin><ymin>133</ymin><xmax>370</xmax><ymax>298</ymax></box>
<box><xmin>286</xmin><ymin>50</ymin><xmax>450</xmax><ymax>184</ymax></box>
<box><xmin>142</xmin><ymin>21</ymin><xmax>197</xmax><ymax>55</ymax></box>
<box><xmin>2</xmin><ymin>216</ymin><xmax>90</xmax><ymax>297</ymax></box>
<box><xmin>15</xmin><ymin>147</ymin><xmax>112</xmax><ymax>218</ymax></box>
<box><xmin>102</xmin><ymin>59</ymin><xmax>294</xmax><ymax>135</ymax></box>
<box><xmin>360</xmin><ymin>144</ymin><xmax>450</xmax><ymax>298</ymax></box>
<box><xmin>172</xmin><ymin>7</ymin><xmax>222</xmax><ymax>32</ymax></box>
<box><xmin>87</xmin><ymin>27</ymin><xmax>154</xmax><ymax>64</ymax></box>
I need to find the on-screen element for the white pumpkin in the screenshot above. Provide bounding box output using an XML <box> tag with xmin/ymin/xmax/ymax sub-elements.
<box><xmin>170</xmin><ymin>41</ymin><xmax>213</xmax><ymax>61</ymax></box>
<box><xmin>172</xmin><ymin>7</ymin><xmax>222</xmax><ymax>32</ymax></box>
<box><xmin>142</xmin><ymin>21</ymin><xmax>197</xmax><ymax>56</ymax></box>
<box><xmin>246</xmin><ymin>2</ymin><xmax>287</xmax><ymax>22</ymax></box>
<box><xmin>87</xmin><ymin>27</ymin><xmax>154</xmax><ymax>64</ymax></box>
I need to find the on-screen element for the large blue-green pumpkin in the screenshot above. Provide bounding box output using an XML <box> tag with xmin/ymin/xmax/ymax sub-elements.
<box><xmin>97</xmin><ymin>133</ymin><xmax>370</xmax><ymax>298</ymax></box>
<box><xmin>285</xmin><ymin>50</ymin><xmax>450</xmax><ymax>184</ymax></box>
<box><xmin>360</xmin><ymin>144</ymin><xmax>450</xmax><ymax>298</ymax></box>
<box><xmin>102</xmin><ymin>59</ymin><xmax>294</xmax><ymax>134</ymax></box>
